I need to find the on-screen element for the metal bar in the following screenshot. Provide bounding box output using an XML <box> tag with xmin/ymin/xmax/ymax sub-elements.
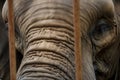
<box><xmin>73</xmin><ymin>0</ymin><xmax>82</xmax><ymax>80</ymax></box>
<box><xmin>7</xmin><ymin>0</ymin><xmax>16</xmax><ymax>80</ymax></box>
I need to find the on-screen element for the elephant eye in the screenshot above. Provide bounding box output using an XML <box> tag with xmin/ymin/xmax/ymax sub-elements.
<box><xmin>92</xmin><ymin>20</ymin><xmax>114</xmax><ymax>40</ymax></box>
<box><xmin>95</xmin><ymin>23</ymin><xmax>112</xmax><ymax>35</ymax></box>
<box><xmin>90</xmin><ymin>19</ymin><xmax>116</xmax><ymax>48</ymax></box>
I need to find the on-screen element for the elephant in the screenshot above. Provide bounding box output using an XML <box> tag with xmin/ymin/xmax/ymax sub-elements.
<box><xmin>1</xmin><ymin>0</ymin><xmax>120</xmax><ymax>80</ymax></box>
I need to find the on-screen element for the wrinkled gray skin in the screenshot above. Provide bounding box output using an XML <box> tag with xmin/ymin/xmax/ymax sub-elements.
<box><xmin>2</xmin><ymin>0</ymin><xmax>120</xmax><ymax>80</ymax></box>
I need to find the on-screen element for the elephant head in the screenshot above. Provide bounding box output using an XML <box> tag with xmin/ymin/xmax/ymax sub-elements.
<box><xmin>2</xmin><ymin>0</ymin><xmax>119</xmax><ymax>80</ymax></box>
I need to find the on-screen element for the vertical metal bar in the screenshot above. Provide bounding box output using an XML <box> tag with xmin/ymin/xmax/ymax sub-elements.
<box><xmin>7</xmin><ymin>0</ymin><xmax>16</xmax><ymax>80</ymax></box>
<box><xmin>73</xmin><ymin>0</ymin><xmax>82</xmax><ymax>80</ymax></box>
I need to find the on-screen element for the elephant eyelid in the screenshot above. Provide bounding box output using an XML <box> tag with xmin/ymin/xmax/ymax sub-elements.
<box><xmin>95</xmin><ymin>21</ymin><xmax>113</xmax><ymax>34</ymax></box>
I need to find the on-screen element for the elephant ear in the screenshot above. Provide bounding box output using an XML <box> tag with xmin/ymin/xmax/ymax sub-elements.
<box><xmin>113</xmin><ymin>1</ymin><xmax>120</xmax><ymax>80</ymax></box>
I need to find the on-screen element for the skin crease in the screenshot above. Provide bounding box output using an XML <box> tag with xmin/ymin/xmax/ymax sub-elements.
<box><xmin>1</xmin><ymin>0</ymin><xmax>120</xmax><ymax>80</ymax></box>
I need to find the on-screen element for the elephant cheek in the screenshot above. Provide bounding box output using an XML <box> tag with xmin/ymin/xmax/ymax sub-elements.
<box><xmin>17</xmin><ymin>26</ymin><xmax>75</xmax><ymax>80</ymax></box>
<box><xmin>81</xmin><ymin>39</ymin><xmax>96</xmax><ymax>80</ymax></box>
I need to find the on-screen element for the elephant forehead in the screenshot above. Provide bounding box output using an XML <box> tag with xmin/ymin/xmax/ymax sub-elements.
<box><xmin>97</xmin><ymin>0</ymin><xmax>114</xmax><ymax>17</ymax></box>
<box><xmin>81</xmin><ymin>0</ymin><xmax>114</xmax><ymax>15</ymax></box>
<box><xmin>14</xmin><ymin>0</ymin><xmax>73</xmax><ymax>11</ymax></box>
<box><xmin>30</xmin><ymin>0</ymin><xmax>73</xmax><ymax>6</ymax></box>
<box><xmin>1</xmin><ymin>0</ymin><xmax>73</xmax><ymax>22</ymax></box>
<box><xmin>12</xmin><ymin>0</ymin><xmax>74</xmax><ymax>29</ymax></box>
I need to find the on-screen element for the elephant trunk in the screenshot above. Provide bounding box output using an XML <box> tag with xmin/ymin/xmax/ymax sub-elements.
<box><xmin>18</xmin><ymin>24</ymin><xmax>75</xmax><ymax>80</ymax></box>
<box><xmin>16</xmin><ymin>1</ymin><xmax>75</xmax><ymax>79</ymax></box>
<box><xmin>17</xmin><ymin>23</ymin><xmax>75</xmax><ymax>80</ymax></box>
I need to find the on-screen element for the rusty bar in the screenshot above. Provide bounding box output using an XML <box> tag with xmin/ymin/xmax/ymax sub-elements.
<box><xmin>73</xmin><ymin>0</ymin><xmax>82</xmax><ymax>80</ymax></box>
<box><xmin>7</xmin><ymin>0</ymin><xmax>16</xmax><ymax>80</ymax></box>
